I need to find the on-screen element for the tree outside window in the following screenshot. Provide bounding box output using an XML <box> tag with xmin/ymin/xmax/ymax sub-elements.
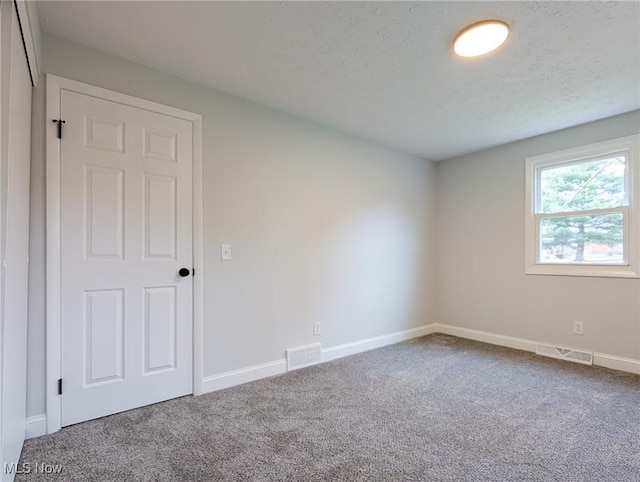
<box><xmin>525</xmin><ymin>134</ymin><xmax>640</xmax><ymax>278</ymax></box>
<box><xmin>538</xmin><ymin>155</ymin><xmax>625</xmax><ymax>264</ymax></box>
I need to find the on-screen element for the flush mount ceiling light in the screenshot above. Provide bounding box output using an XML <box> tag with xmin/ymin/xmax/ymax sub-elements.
<box><xmin>453</xmin><ymin>20</ymin><xmax>510</xmax><ymax>58</ymax></box>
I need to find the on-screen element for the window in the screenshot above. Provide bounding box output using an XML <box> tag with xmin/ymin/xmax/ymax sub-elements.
<box><xmin>525</xmin><ymin>134</ymin><xmax>640</xmax><ymax>278</ymax></box>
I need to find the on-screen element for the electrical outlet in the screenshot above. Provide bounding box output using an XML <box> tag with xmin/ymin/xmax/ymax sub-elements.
<box><xmin>313</xmin><ymin>321</ymin><xmax>321</xmax><ymax>336</ymax></box>
<box><xmin>573</xmin><ymin>320</ymin><xmax>584</xmax><ymax>335</ymax></box>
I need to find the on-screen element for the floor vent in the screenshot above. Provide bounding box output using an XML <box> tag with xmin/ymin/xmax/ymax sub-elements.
<box><xmin>535</xmin><ymin>344</ymin><xmax>593</xmax><ymax>365</ymax></box>
<box><xmin>286</xmin><ymin>343</ymin><xmax>322</xmax><ymax>371</ymax></box>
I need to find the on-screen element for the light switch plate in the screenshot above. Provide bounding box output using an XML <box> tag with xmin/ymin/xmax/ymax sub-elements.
<box><xmin>221</xmin><ymin>244</ymin><xmax>232</xmax><ymax>261</ymax></box>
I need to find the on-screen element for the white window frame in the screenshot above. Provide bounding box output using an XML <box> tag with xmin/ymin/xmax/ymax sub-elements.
<box><xmin>525</xmin><ymin>134</ymin><xmax>640</xmax><ymax>278</ymax></box>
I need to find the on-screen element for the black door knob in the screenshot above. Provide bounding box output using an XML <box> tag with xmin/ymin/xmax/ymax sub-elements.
<box><xmin>178</xmin><ymin>268</ymin><xmax>191</xmax><ymax>277</ymax></box>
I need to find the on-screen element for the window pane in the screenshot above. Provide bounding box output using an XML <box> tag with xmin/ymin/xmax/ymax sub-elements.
<box><xmin>539</xmin><ymin>155</ymin><xmax>626</xmax><ymax>213</ymax></box>
<box><xmin>539</xmin><ymin>212</ymin><xmax>624</xmax><ymax>264</ymax></box>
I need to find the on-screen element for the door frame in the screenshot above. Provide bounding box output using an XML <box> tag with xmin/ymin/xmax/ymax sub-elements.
<box><xmin>45</xmin><ymin>74</ymin><xmax>204</xmax><ymax>434</ymax></box>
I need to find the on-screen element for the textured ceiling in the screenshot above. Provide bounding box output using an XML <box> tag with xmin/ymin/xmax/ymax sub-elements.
<box><xmin>38</xmin><ymin>1</ymin><xmax>640</xmax><ymax>161</ymax></box>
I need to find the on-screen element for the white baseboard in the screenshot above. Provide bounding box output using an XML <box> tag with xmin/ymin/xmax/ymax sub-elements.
<box><xmin>201</xmin><ymin>359</ymin><xmax>287</xmax><ymax>394</ymax></box>
<box><xmin>321</xmin><ymin>324</ymin><xmax>436</xmax><ymax>363</ymax></box>
<box><xmin>25</xmin><ymin>414</ymin><xmax>47</xmax><ymax>439</ymax></box>
<box><xmin>433</xmin><ymin>323</ymin><xmax>537</xmax><ymax>353</ymax></box>
<box><xmin>434</xmin><ymin>323</ymin><xmax>640</xmax><ymax>375</ymax></box>
<box><xmin>199</xmin><ymin>322</ymin><xmax>638</xmax><ymax>396</ymax></box>
<box><xmin>593</xmin><ymin>352</ymin><xmax>640</xmax><ymax>375</ymax></box>
<box><xmin>200</xmin><ymin>324</ymin><xmax>435</xmax><ymax>395</ymax></box>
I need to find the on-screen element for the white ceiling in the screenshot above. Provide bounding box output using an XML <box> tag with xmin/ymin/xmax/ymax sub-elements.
<box><xmin>38</xmin><ymin>1</ymin><xmax>640</xmax><ymax>161</ymax></box>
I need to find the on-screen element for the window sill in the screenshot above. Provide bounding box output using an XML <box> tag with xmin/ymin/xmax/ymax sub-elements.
<box><xmin>525</xmin><ymin>263</ymin><xmax>639</xmax><ymax>278</ymax></box>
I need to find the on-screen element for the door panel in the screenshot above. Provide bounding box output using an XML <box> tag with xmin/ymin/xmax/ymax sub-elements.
<box><xmin>60</xmin><ymin>91</ymin><xmax>193</xmax><ymax>426</ymax></box>
<box><xmin>143</xmin><ymin>174</ymin><xmax>177</xmax><ymax>259</ymax></box>
<box><xmin>84</xmin><ymin>165</ymin><xmax>124</xmax><ymax>259</ymax></box>
<box><xmin>84</xmin><ymin>289</ymin><xmax>124</xmax><ymax>385</ymax></box>
<box><xmin>143</xmin><ymin>286</ymin><xmax>177</xmax><ymax>373</ymax></box>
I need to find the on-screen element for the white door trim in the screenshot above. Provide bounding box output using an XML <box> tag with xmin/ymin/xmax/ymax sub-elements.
<box><xmin>45</xmin><ymin>74</ymin><xmax>204</xmax><ymax>434</ymax></box>
<box><xmin>14</xmin><ymin>0</ymin><xmax>41</xmax><ymax>86</ymax></box>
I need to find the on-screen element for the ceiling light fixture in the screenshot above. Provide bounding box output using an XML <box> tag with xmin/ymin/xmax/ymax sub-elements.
<box><xmin>453</xmin><ymin>20</ymin><xmax>510</xmax><ymax>58</ymax></box>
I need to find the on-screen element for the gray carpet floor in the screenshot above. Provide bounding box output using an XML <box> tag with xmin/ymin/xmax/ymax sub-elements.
<box><xmin>17</xmin><ymin>334</ymin><xmax>640</xmax><ymax>481</ymax></box>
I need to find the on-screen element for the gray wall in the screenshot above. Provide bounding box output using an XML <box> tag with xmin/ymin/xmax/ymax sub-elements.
<box><xmin>27</xmin><ymin>34</ymin><xmax>436</xmax><ymax>417</ymax></box>
<box><xmin>435</xmin><ymin>111</ymin><xmax>640</xmax><ymax>359</ymax></box>
<box><xmin>28</xmin><ymin>32</ymin><xmax>639</xmax><ymax>421</ymax></box>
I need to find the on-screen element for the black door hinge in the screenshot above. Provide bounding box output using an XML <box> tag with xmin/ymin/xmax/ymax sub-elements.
<box><xmin>52</xmin><ymin>119</ymin><xmax>66</xmax><ymax>139</ymax></box>
<box><xmin>58</xmin><ymin>378</ymin><xmax>62</xmax><ymax>395</ymax></box>
<box><xmin>192</xmin><ymin>268</ymin><xmax>195</xmax><ymax>277</ymax></box>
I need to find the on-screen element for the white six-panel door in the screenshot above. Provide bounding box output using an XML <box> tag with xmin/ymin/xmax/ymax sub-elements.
<box><xmin>60</xmin><ymin>90</ymin><xmax>193</xmax><ymax>426</ymax></box>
